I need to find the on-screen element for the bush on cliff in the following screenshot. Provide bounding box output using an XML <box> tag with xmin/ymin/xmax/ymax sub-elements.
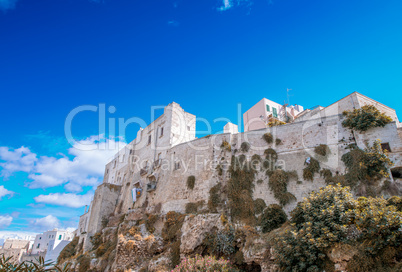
<box><xmin>172</xmin><ymin>255</ymin><xmax>240</xmax><ymax>272</ymax></box>
<box><xmin>342</xmin><ymin>105</ymin><xmax>393</xmax><ymax>132</ymax></box>
<box><xmin>273</xmin><ymin>184</ymin><xmax>402</xmax><ymax>272</ymax></box>
<box><xmin>260</xmin><ymin>204</ymin><xmax>287</xmax><ymax>233</ymax></box>
<box><xmin>58</xmin><ymin>236</ymin><xmax>79</xmax><ymax>264</ymax></box>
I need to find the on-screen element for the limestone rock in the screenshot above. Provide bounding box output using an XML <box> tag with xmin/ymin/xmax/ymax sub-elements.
<box><xmin>180</xmin><ymin>214</ymin><xmax>223</xmax><ymax>254</ymax></box>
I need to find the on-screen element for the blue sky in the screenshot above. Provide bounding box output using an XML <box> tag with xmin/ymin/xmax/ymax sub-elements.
<box><xmin>0</xmin><ymin>0</ymin><xmax>401</xmax><ymax>236</ymax></box>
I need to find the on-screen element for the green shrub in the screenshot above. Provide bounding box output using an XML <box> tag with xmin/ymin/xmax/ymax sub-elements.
<box><xmin>78</xmin><ymin>255</ymin><xmax>91</xmax><ymax>272</ymax></box>
<box><xmin>314</xmin><ymin>144</ymin><xmax>330</xmax><ymax>157</ymax></box>
<box><xmin>216</xmin><ymin>164</ymin><xmax>223</xmax><ymax>176</ymax></box>
<box><xmin>303</xmin><ymin>157</ymin><xmax>320</xmax><ymax>181</ymax></box>
<box><xmin>185</xmin><ymin>201</ymin><xmax>204</xmax><ymax>214</ymax></box>
<box><xmin>263</xmin><ymin>133</ymin><xmax>273</xmax><ymax>144</ymax></box>
<box><xmin>263</xmin><ymin>148</ymin><xmax>278</xmax><ymax>171</ymax></box>
<box><xmin>355</xmin><ymin>197</ymin><xmax>402</xmax><ymax>254</ymax></box>
<box><xmin>275</xmin><ymin>138</ymin><xmax>282</xmax><ymax>145</ymax></box>
<box><xmin>171</xmin><ymin>240</ymin><xmax>181</xmax><ymax>268</ymax></box>
<box><xmin>187</xmin><ymin>175</ymin><xmax>196</xmax><ymax>190</ymax></box>
<box><xmin>0</xmin><ymin>255</ymin><xmax>72</xmax><ymax>271</ymax></box>
<box><xmin>387</xmin><ymin>196</ymin><xmax>402</xmax><ymax>211</ymax></box>
<box><xmin>204</xmin><ymin>224</ymin><xmax>236</xmax><ymax>256</ymax></box>
<box><xmin>260</xmin><ymin>204</ymin><xmax>287</xmax><ymax>233</ymax></box>
<box><xmin>268</xmin><ymin>119</ymin><xmax>286</xmax><ymax>127</ymax></box>
<box><xmin>162</xmin><ymin>211</ymin><xmax>185</xmax><ymax>242</ymax></box>
<box><xmin>208</xmin><ymin>183</ymin><xmax>221</xmax><ymax>212</ymax></box>
<box><xmin>330</xmin><ymin>140</ymin><xmax>394</xmax><ymax>190</ymax></box>
<box><xmin>320</xmin><ymin>168</ymin><xmax>333</xmax><ymax>183</ymax></box>
<box><xmin>274</xmin><ymin>184</ymin><xmax>356</xmax><ymax>271</ymax></box>
<box><xmin>240</xmin><ymin>142</ymin><xmax>250</xmax><ymax>152</ymax></box>
<box><xmin>227</xmin><ymin>155</ymin><xmax>256</xmax><ymax>224</ymax></box>
<box><xmin>221</xmin><ymin>140</ymin><xmax>231</xmax><ymax>152</ymax></box>
<box><xmin>172</xmin><ymin>255</ymin><xmax>240</xmax><ymax>272</ymax></box>
<box><xmin>268</xmin><ymin>170</ymin><xmax>296</xmax><ymax>206</ymax></box>
<box><xmin>90</xmin><ymin>232</ymin><xmax>102</xmax><ymax>250</ymax></box>
<box><xmin>256</xmin><ymin>179</ymin><xmax>263</xmax><ymax>184</ymax></box>
<box><xmin>254</xmin><ymin>198</ymin><xmax>267</xmax><ymax>214</ymax></box>
<box><xmin>58</xmin><ymin>236</ymin><xmax>79</xmax><ymax>263</ymax></box>
<box><xmin>145</xmin><ymin>214</ymin><xmax>158</xmax><ymax>233</ymax></box>
<box><xmin>342</xmin><ymin>105</ymin><xmax>393</xmax><ymax>132</ymax></box>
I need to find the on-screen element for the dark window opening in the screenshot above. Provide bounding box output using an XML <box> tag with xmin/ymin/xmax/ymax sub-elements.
<box><xmin>381</xmin><ymin>143</ymin><xmax>391</xmax><ymax>152</ymax></box>
<box><xmin>391</xmin><ymin>167</ymin><xmax>402</xmax><ymax>179</ymax></box>
<box><xmin>148</xmin><ymin>135</ymin><xmax>152</xmax><ymax>144</ymax></box>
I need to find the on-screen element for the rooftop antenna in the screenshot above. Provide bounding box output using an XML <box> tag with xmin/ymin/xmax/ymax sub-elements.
<box><xmin>286</xmin><ymin>88</ymin><xmax>293</xmax><ymax>105</ymax></box>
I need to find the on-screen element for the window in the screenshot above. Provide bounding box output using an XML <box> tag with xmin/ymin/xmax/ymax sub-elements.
<box><xmin>37</xmin><ymin>243</ymin><xmax>40</xmax><ymax>248</ymax></box>
<box><xmin>174</xmin><ymin>162</ymin><xmax>181</xmax><ymax>170</ymax></box>
<box><xmin>266</xmin><ymin>104</ymin><xmax>270</xmax><ymax>112</ymax></box>
<box><xmin>160</xmin><ymin>127</ymin><xmax>164</xmax><ymax>137</ymax></box>
<box><xmin>148</xmin><ymin>135</ymin><xmax>152</xmax><ymax>145</ymax></box>
<box><xmin>39</xmin><ymin>237</ymin><xmax>41</xmax><ymax>240</ymax></box>
<box><xmin>187</xmin><ymin>126</ymin><xmax>190</xmax><ymax>131</ymax></box>
<box><xmin>273</xmin><ymin>107</ymin><xmax>278</xmax><ymax>118</ymax></box>
<box><xmin>59</xmin><ymin>235</ymin><xmax>62</xmax><ymax>240</ymax></box>
<box><xmin>381</xmin><ymin>143</ymin><xmax>391</xmax><ymax>152</ymax></box>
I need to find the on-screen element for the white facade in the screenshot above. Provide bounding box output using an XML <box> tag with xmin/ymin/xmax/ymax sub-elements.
<box><xmin>243</xmin><ymin>98</ymin><xmax>304</xmax><ymax>132</ymax></box>
<box><xmin>224</xmin><ymin>122</ymin><xmax>239</xmax><ymax>134</ymax></box>
<box><xmin>31</xmin><ymin>229</ymin><xmax>74</xmax><ymax>255</ymax></box>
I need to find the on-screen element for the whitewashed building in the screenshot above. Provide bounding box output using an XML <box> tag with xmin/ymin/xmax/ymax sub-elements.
<box><xmin>30</xmin><ymin>229</ymin><xmax>74</xmax><ymax>262</ymax></box>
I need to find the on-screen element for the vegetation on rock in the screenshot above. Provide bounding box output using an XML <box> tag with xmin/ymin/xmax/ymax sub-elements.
<box><xmin>227</xmin><ymin>155</ymin><xmax>256</xmax><ymax>224</ymax></box>
<box><xmin>240</xmin><ymin>142</ymin><xmax>250</xmax><ymax>152</ymax></box>
<box><xmin>58</xmin><ymin>236</ymin><xmax>79</xmax><ymax>264</ymax></box>
<box><xmin>263</xmin><ymin>133</ymin><xmax>273</xmax><ymax>144</ymax></box>
<box><xmin>272</xmin><ymin>184</ymin><xmax>402</xmax><ymax>272</ymax></box>
<box><xmin>172</xmin><ymin>255</ymin><xmax>239</xmax><ymax>272</ymax></box>
<box><xmin>260</xmin><ymin>204</ymin><xmax>287</xmax><ymax>233</ymax></box>
<box><xmin>187</xmin><ymin>175</ymin><xmax>196</xmax><ymax>190</ymax></box>
<box><xmin>208</xmin><ymin>183</ymin><xmax>222</xmax><ymax>212</ymax></box>
<box><xmin>302</xmin><ymin>157</ymin><xmax>320</xmax><ymax>181</ymax></box>
<box><xmin>342</xmin><ymin>105</ymin><xmax>393</xmax><ymax>132</ymax></box>
<box><xmin>268</xmin><ymin>119</ymin><xmax>286</xmax><ymax>127</ymax></box>
<box><xmin>314</xmin><ymin>144</ymin><xmax>330</xmax><ymax>157</ymax></box>
<box><xmin>268</xmin><ymin>169</ymin><xmax>296</xmax><ymax>206</ymax></box>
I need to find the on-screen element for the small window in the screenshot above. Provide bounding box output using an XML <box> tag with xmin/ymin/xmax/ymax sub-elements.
<box><xmin>272</xmin><ymin>107</ymin><xmax>278</xmax><ymax>118</ymax></box>
<box><xmin>266</xmin><ymin>104</ymin><xmax>270</xmax><ymax>112</ymax></box>
<box><xmin>381</xmin><ymin>143</ymin><xmax>391</xmax><ymax>152</ymax></box>
<box><xmin>37</xmin><ymin>243</ymin><xmax>40</xmax><ymax>248</ymax></box>
<box><xmin>148</xmin><ymin>135</ymin><xmax>152</xmax><ymax>145</ymax></box>
<box><xmin>59</xmin><ymin>235</ymin><xmax>62</xmax><ymax>240</ymax></box>
<box><xmin>160</xmin><ymin>127</ymin><xmax>164</xmax><ymax>137</ymax></box>
<box><xmin>39</xmin><ymin>237</ymin><xmax>41</xmax><ymax>240</ymax></box>
<box><xmin>114</xmin><ymin>161</ymin><xmax>116</xmax><ymax>168</ymax></box>
<box><xmin>174</xmin><ymin>162</ymin><xmax>181</xmax><ymax>170</ymax></box>
<box><xmin>187</xmin><ymin>126</ymin><xmax>190</xmax><ymax>131</ymax></box>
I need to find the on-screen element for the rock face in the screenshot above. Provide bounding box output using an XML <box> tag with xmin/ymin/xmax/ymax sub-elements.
<box><xmin>180</xmin><ymin>214</ymin><xmax>223</xmax><ymax>254</ymax></box>
<box><xmin>69</xmin><ymin>94</ymin><xmax>402</xmax><ymax>272</ymax></box>
<box><xmin>326</xmin><ymin>243</ymin><xmax>358</xmax><ymax>271</ymax></box>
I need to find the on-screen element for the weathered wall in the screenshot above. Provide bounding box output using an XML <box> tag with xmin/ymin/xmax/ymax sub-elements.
<box><xmin>83</xmin><ymin>183</ymin><xmax>121</xmax><ymax>251</ymax></box>
<box><xmin>79</xmin><ymin>93</ymin><xmax>402</xmax><ymax>253</ymax></box>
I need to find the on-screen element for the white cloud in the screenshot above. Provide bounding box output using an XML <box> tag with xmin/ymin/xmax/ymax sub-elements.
<box><xmin>0</xmin><ymin>186</ymin><xmax>14</xmax><ymax>200</ymax></box>
<box><xmin>0</xmin><ymin>0</ymin><xmax>18</xmax><ymax>11</ymax></box>
<box><xmin>0</xmin><ymin>135</ymin><xmax>126</xmax><ymax>193</ymax></box>
<box><xmin>218</xmin><ymin>0</ymin><xmax>252</xmax><ymax>11</ymax></box>
<box><xmin>0</xmin><ymin>146</ymin><xmax>37</xmax><ymax>178</ymax></box>
<box><xmin>0</xmin><ymin>215</ymin><xmax>13</xmax><ymax>229</ymax></box>
<box><xmin>30</xmin><ymin>215</ymin><xmax>60</xmax><ymax>232</ymax></box>
<box><xmin>219</xmin><ymin>0</ymin><xmax>233</xmax><ymax>11</ymax></box>
<box><xmin>34</xmin><ymin>192</ymin><xmax>93</xmax><ymax>208</ymax></box>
